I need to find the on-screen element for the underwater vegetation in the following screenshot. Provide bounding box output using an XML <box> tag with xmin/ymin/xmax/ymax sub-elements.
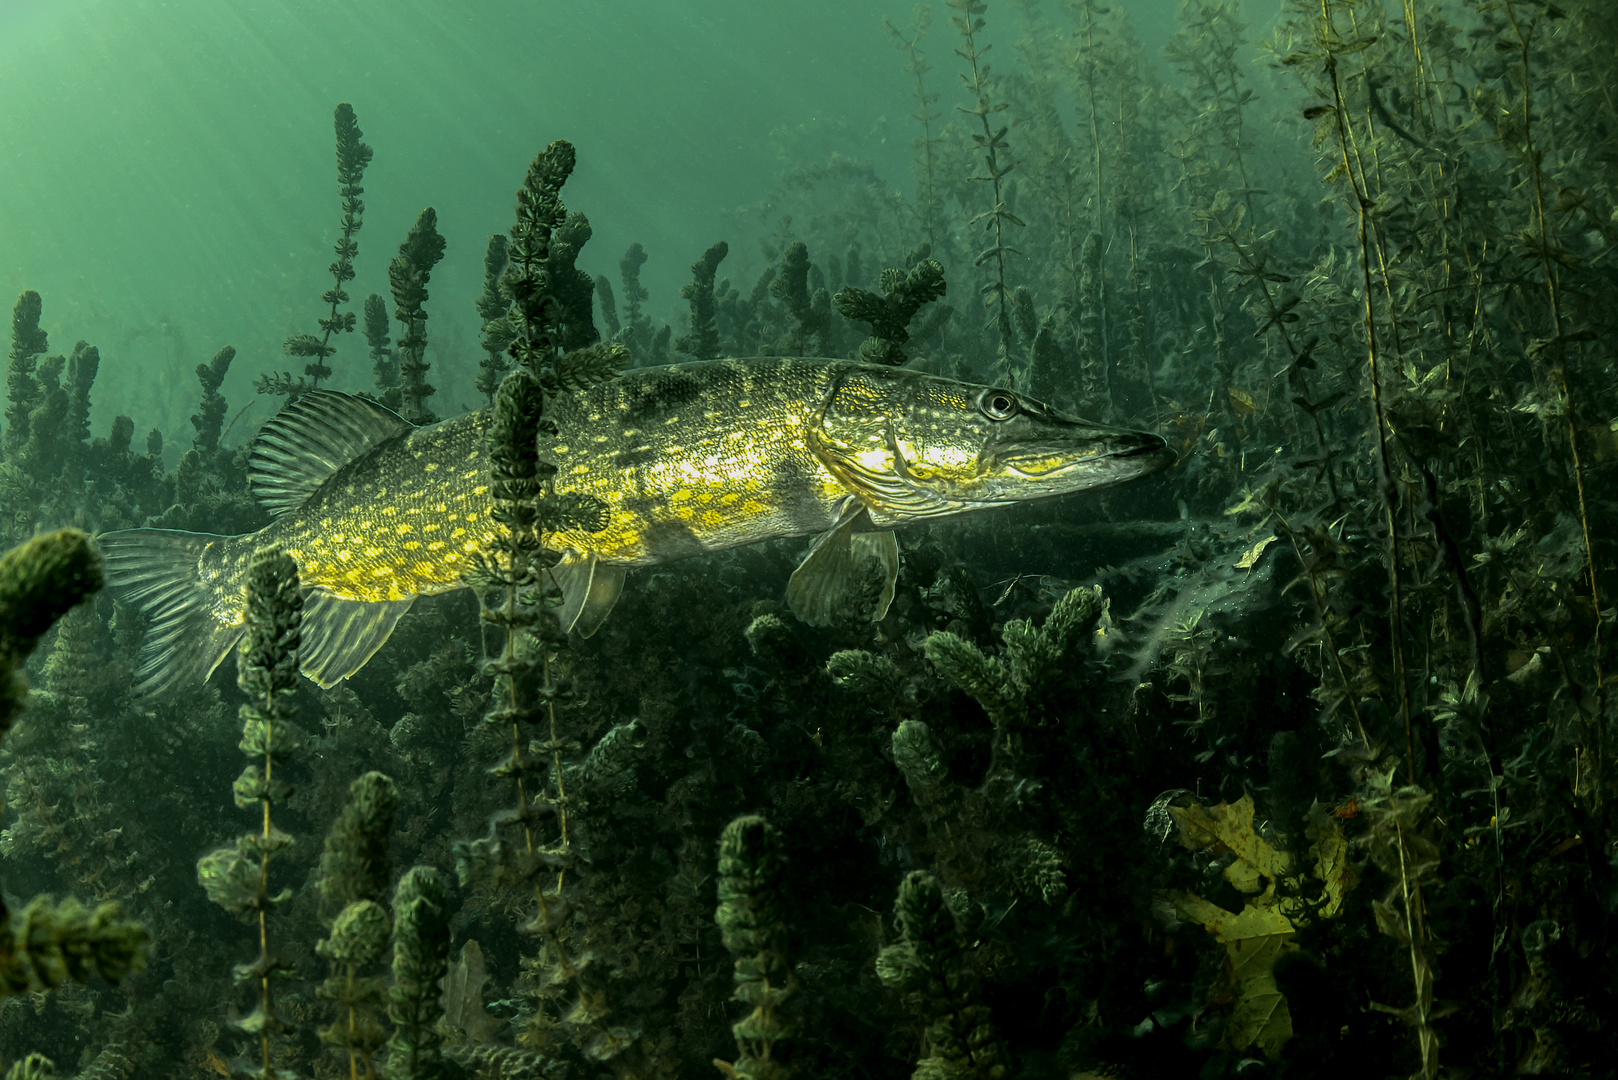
<box><xmin>1</xmin><ymin>0</ymin><xmax>1616</xmax><ymax>1075</ymax></box>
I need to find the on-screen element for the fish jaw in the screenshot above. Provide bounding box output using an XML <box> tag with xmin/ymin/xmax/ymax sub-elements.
<box><xmin>974</xmin><ymin>417</ymin><xmax>1175</xmax><ymax>501</ymax></box>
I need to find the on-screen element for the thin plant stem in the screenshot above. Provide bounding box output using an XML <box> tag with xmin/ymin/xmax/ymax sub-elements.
<box><xmin>258</xmin><ymin>674</ymin><xmax>276</xmax><ymax>1077</ymax></box>
<box><xmin>1503</xmin><ymin>2</ymin><xmax>1604</xmax><ymax>747</ymax></box>
<box><xmin>1321</xmin><ymin>0</ymin><xmax>1414</xmax><ymax>777</ymax></box>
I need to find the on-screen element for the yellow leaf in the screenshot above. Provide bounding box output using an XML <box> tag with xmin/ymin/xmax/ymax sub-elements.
<box><xmin>1166</xmin><ymin>888</ymin><xmax>1296</xmax><ymax>1058</ymax></box>
<box><xmin>1168</xmin><ymin>794</ymin><xmax>1291</xmax><ymax>896</ymax></box>
<box><xmin>1235</xmin><ymin>535</ymin><xmax>1278</xmax><ymax>570</ymax></box>
<box><xmin>1163</xmin><ymin>799</ymin><xmax>1360</xmax><ymax>1057</ymax></box>
<box><xmin>1229</xmin><ymin>387</ymin><xmax>1258</xmax><ymax>416</ymax></box>
<box><xmin>442</xmin><ymin>938</ymin><xmax>499</xmax><ymax>1041</ymax></box>
<box><xmin>1309</xmin><ymin>815</ymin><xmax>1352</xmax><ymax>918</ymax></box>
<box><xmin>1163</xmin><ymin>797</ymin><xmax>1361</xmax><ymax>1060</ymax></box>
<box><xmin>1224</xmin><ymin>924</ymin><xmax>1295</xmax><ymax>1058</ymax></box>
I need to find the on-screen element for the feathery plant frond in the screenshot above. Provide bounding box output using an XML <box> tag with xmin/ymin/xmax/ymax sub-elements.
<box><xmin>458</xmin><ymin>139</ymin><xmax>629</xmax><ymax>1063</ymax></box>
<box><xmin>195</xmin><ymin>545</ymin><xmax>305</xmax><ymax>1080</ymax></box>
<box><xmin>284</xmin><ymin>103</ymin><xmax>374</xmax><ymax>389</ymax></box>
<box><xmin>388</xmin><ymin>208</ymin><xmax>448</xmax><ymax>424</ymax></box>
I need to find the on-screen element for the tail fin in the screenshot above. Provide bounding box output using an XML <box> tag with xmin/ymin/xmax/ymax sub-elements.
<box><xmin>98</xmin><ymin>528</ymin><xmax>247</xmax><ymax>696</ymax></box>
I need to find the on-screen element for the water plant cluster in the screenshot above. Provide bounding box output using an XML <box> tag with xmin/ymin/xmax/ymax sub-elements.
<box><xmin>0</xmin><ymin>0</ymin><xmax>1613</xmax><ymax>1076</ymax></box>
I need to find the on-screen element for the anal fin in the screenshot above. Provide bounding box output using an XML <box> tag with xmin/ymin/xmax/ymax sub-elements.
<box><xmin>574</xmin><ymin>564</ymin><xmax>626</xmax><ymax>638</ymax></box>
<box><xmin>551</xmin><ymin>556</ymin><xmax>627</xmax><ymax>637</ymax></box>
<box><xmin>300</xmin><ymin>592</ymin><xmax>416</xmax><ymax>688</ymax></box>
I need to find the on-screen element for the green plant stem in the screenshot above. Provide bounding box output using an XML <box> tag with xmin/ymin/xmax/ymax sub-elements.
<box><xmin>888</xmin><ymin>10</ymin><xmax>943</xmax><ymax>249</ymax></box>
<box><xmin>1504</xmin><ymin>1</ymin><xmax>1604</xmax><ymax>749</ymax></box>
<box><xmin>950</xmin><ymin>0</ymin><xmax>1021</xmax><ymax>376</ymax></box>
<box><xmin>345</xmin><ymin>967</ymin><xmax>360</xmax><ymax>1080</ymax></box>
<box><xmin>256</xmin><ymin>657</ymin><xmax>278</xmax><ymax>1076</ymax></box>
<box><xmin>1074</xmin><ymin>3</ymin><xmax>1112</xmax><ymax>411</ymax></box>
<box><xmin>1394</xmin><ymin>815</ymin><xmax>1437</xmax><ymax>1078</ymax></box>
<box><xmin>1321</xmin><ymin>0</ymin><xmax>1412</xmax><ymax>779</ymax></box>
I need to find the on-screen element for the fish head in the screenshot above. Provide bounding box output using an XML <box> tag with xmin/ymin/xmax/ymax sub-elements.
<box><xmin>811</xmin><ymin>364</ymin><xmax>1174</xmax><ymax>526</ymax></box>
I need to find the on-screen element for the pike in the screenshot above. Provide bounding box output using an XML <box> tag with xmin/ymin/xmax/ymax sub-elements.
<box><xmin>102</xmin><ymin>357</ymin><xmax>1172</xmax><ymax>694</ymax></box>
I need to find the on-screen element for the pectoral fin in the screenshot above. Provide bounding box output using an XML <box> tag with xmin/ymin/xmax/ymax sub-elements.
<box><xmin>552</xmin><ymin>556</ymin><xmax>627</xmax><ymax>637</ymax></box>
<box><xmin>852</xmin><ymin>529</ymin><xmax>899</xmax><ymax>622</ymax></box>
<box><xmin>787</xmin><ymin>505</ymin><xmax>899</xmax><ymax>627</ymax></box>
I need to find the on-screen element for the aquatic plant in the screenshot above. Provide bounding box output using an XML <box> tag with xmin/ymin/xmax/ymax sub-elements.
<box><xmin>388</xmin><ymin>208</ymin><xmax>448</xmax><ymax>424</ymax></box>
<box><xmin>767</xmin><ymin>241</ymin><xmax>830</xmax><ymax>356</ymax></box>
<box><xmin>0</xmin><ymin>530</ymin><xmax>147</xmax><ymax>1015</ymax></box>
<box><xmin>456</xmin><ymin>139</ymin><xmax>631</xmax><ymax>1067</ymax></box>
<box><xmin>195</xmin><ymin>545</ymin><xmax>304</xmax><ymax>1078</ymax></box>
<box><xmin>594</xmin><ymin>274</ymin><xmax>620</xmax><ymax>340</ymax></box>
<box><xmin>315</xmin><ymin>770</ymin><xmax>398</xmax><ymax>1078</ymax></box>
<box><xmin>475</xmin><ymin>234</ymin><xmax>513</xmax><ymax>403</ymax></box>
<box><xmin>832</xmin><ymin>255</ymin><xmax>947</xmax><ymax>366</ymax></box>
<box><xmin>948</xmin><ymin>0</ymin><xmax>1022</xmax><ymax>380</ymax></box>
<box><xmin>714</xmin><ymin>815</ymin><xmax>795</xmax><ymax>1080</ymax></box>
<box><xmin>885</xmin><ymin>7</ymin><xmax>946</xmax><ymax>252</ymax></box>
<box><xmin>284</xmin><ymin>103</ymin><xmax>374</xmax><ymax>389</ymax></box>
<box><xmin>1</xmin><ymin>295</ymin><xmax>117</xmax><ymax>536</ymax></box>
<box><xmin>545</xmin><ymin>212</ymin><xmax>603</xmax><ymax>354</ymax></box>
<box><xmin>385</xmin><ymin>866</ymin><xmax>451</xmax><ymax>1080</ymax></box>
<box><xmin>190</xmin><ymin>346</ymin><xmax>236</xmax><ymax>458</ymax></box>
<box><xmin>364</xmin><ymin>293</ymin><xmax>397</xmax><ymax>397</ymax></box>
<box><xmin>676</xmin><ymin>241</ymin><xmax>729</xmax><ymax>362</ymax></box>
<box><xmin>5</xmin><ymin>292</ymin><xmax>47</xmax><ymax>461</ymax></box>
<box><xmin>0</xmin><ymin>531</ymin><xmax>104</xmax><ymax>740</ymax></box>
<box><xmin>877</xmin><ymin>871</ymin><xmax>1007</xmax><ymax>1080</ymax></box>
<box><xmin>613</xmin><ymin>242</ymin><xmax>657</xmax><ymax>364</ymax></box>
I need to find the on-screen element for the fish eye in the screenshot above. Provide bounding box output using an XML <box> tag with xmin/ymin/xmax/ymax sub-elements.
<box><xmin>980</xmin><ymin>390</ymin><xmax>1018</xmax><ymax>420</ymax></box>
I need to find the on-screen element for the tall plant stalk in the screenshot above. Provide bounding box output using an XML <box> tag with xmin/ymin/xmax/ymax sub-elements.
<box><xmin>465</xmin><ymin>139</ymin><xmax>625</xmax><ymax>1061</ymax></box>
<box><xmin>1317</xmin><ymin>0</ymin><xmax>1413</xmax><ymax>775</ymax></box>
<box><xmin>949</xmin><ymin>0</ymin><xmax>1024</xmax><ymax>381</ymax></box>
<box><xmin>284</xmin><ymin>104</ymin><xmax>373</xmax><ymax>389</ymax></box>
<box><xmin>887</xmin><ymin>8</ymin><xmax>946</xmax><ymax>251</ymax></box>
<box><xmin>1501</xmin><ymin>0</ymin><xmax>1604</xmax><ymax>739</ymax></box>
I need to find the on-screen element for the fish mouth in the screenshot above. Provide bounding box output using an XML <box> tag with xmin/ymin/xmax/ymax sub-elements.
<box><xmin>997</xmin><ymin>432</ymin><xmax>1174</xmax><ymax>479</ymax></box>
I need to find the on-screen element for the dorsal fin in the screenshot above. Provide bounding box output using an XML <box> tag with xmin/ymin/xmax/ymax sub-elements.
<box><xmin>249</xmin><ymin>391</ymin><xmax>412</xmax><ymax>516</ymax></box>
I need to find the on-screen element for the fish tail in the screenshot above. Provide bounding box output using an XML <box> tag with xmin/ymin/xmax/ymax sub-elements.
<box><xmin>98</xmin><ymin>528</ymin><xmax>248</xmax><ymax>697</ymax></box>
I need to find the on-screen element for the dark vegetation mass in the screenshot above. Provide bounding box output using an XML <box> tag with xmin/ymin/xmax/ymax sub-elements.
<box><xmin>0</xmin><ymin>0</ymin><xmax>1615</xmax><ymax>1076</ymax></box>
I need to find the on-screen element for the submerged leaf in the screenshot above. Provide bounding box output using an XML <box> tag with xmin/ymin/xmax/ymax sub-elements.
<box><xmin>1167</xmin><ymin>889</ymin><xmax>1295</xmax><ymax>1057</ymax></box>
<box><xmin>1169</xmin><ymin>794</ymin><xmax>1290</xmax><ymax>896</ymax></box>
<box><xmin>1162</xmin><ymin>796</ymin><xmax>1356</xmax><ymax>1058</ymax></box>
<box><xmin>441</xmin><ymin>939</ymin><xmax>499</xmax><ymax>1041</ymax></box>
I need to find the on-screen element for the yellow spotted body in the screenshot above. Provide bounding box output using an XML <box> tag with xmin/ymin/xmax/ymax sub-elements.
<box><xmin>250</xmin><ymin>419</ymin><xmax>497</xmax><ymax>601</ymax></box>
<box><xmin>193</xmin><ymin>357</ymin><xmax>850</xmax><ymax>625</ymax></box>
<box><xmin>189</xmin><ymin>417</ymin><xmax>500</xmax><ymax>629</ymax></box>
<box><xmin>543</xmin><ymin>357</ymin><xmax>849</xmax><ymax>566</ymax></box>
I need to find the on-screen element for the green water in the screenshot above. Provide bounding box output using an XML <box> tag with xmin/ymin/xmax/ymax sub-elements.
<box><xmin>0</xmin><ymin>0</ymin><xmax>945</xmax><ymax>443</ymax></box>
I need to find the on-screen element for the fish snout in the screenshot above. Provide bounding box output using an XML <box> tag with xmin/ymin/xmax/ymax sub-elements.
<box><xmin>1113</xmin><ymin>430</ymin><xmax>1176</xmax><ymax>470</ymax></box>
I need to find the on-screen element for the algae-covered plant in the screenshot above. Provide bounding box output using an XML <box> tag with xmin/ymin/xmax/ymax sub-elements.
<box><xmin>282</xmin><ymin>104</ymin><xmax>375</xmax><ymax>392</ymax></box>
<box><xmin>1</xmin><ymin>0</ymin><xmax>1616</xmax><ymax>1075</ymax></box>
